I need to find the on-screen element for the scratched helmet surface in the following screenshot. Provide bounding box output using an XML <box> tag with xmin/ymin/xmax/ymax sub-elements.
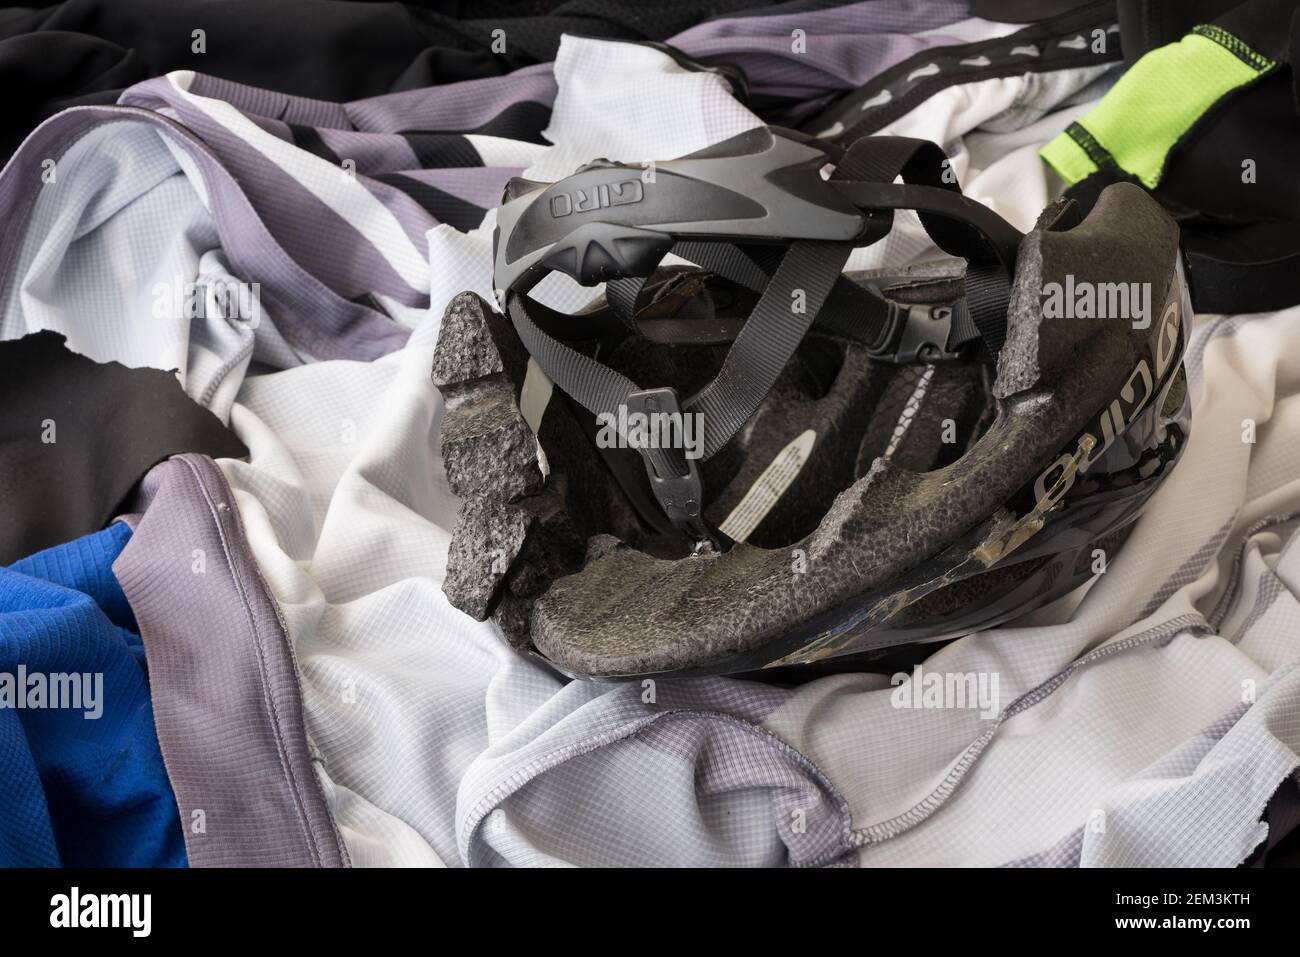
<box><xmin>433</xmin><ymin>126</ymin><xmax>1191</xmax><ymax>679</ymax></box>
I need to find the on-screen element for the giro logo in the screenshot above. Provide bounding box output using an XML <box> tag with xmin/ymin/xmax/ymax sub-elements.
<box><xmin>550</xmin><ymin>180</ymin><xmax>644</xmax><ymax>217</ymax></box>
<box><xmin>1033</xmin><ymin>291</ymin><xmax>1181</xmax><ymax>506</ymax></box>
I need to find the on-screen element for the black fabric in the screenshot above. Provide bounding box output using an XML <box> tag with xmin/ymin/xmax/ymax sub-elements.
<box><xmin>1064</xmin><ymin>169</ymin><xmax>1299</xmax><ymax>315</ymax></box>
<box><xmin>0</xmin><ymin>331</ymin><xmax>248</xmax><ymax>565</ymax></box>
<box><xmin>834</xmin><ymin>136</ymin><xmax>1023</xmax><ymax>276</ymax></box>
<box><xmin>803</xmin><ymin>0</ymin><xmax>1123</xmax><ymax>142</ymax></box>
<box><xmin>1178</xmin><ymin>221</ymin><xmax>1300</xmax><ymax>314</ymax></box>
<box><xmin>1066</xmin><ymin>0</ymin><xmax>1300</xmax><ymax>313</ymax></box>
<box><xmin>1245</xmin><ymin>777</ymin><xmax>1300</xmax><ymax>867</ymax></box>
<box><xmin>400</xmin><ymin>133</ymin><xmax>485</xmax><ymax>171</ymax></box>
<box><xmin>1214</xmin><ymin>0</ymin><xmax>1300</xmax><ymax>63</ymax></box>
<box><xmin>962</xmin><ymin>262</ymin><xmax>1014</xmax><ymax>353</ymax></box>
<box><xmin>686</xmin><ymin>240</ymin><xmax>850</xmax><ymax>460</ymax></box>
<box><xmin>1160</xmin><ymin>4</ymin><xmax>1300</xmax><ymax>312</ymax></box>
<box><xmin>0</xmin><ymin>0</ymin><xmax>780</xmax><ymax>160</ymax></box>
<box><xmin>288</xmin><ymin>124</ymin><xmax>342</xmax><ymax>164</ymax></box>
<box><xmin>1157</xmin><ymin>71</ymin><xmax>1300</xmax><ymax>225</ymax></box>
<box><xmin>402</xmin><ymin>1</ymin><xmax>775</xmax><ymax>71</ymax></box>
<box><xmin>454</xmin><ymin>100</ymin><xmax>552</xmax><ymax>144</ymax></box>
<box><xmin>1180</xmin><ymin>240</ymin><xmax>1300</xmax><ymax>315</ymax></box>
<box><xmin>1116</xmin><ymin>0</ymin><xmax>1241</xmax><ymax>66</ymax></box>
<box><xmin>696</xmin><ymin>0</ymin><xmax>852</xmax><ymax>19</ymax></box>
<box><xmin>971</xmin><ymin>0</ymin><xmax>1102</xmax><ymax>23</ymax></box>
<box><xmin>372</xmin><ymin>172</ymin><xmax>491</xmax><ymax>233</ymax></box>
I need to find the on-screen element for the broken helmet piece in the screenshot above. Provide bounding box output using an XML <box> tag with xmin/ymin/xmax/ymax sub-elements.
<box><xmin>435</xmin><ymin>127</ymin><xmax>1191</xmax><ymax>679</ymax></box>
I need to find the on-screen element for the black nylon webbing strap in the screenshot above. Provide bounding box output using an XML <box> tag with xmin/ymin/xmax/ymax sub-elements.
<box><xmin>835</xmin><ymin>136</ymin><xmax>1018</xmax><ymax>268</ymax></box>
<box><xmin>503</xmin><ymin>131</ymin><xmax>1026</xmax><ymax>541</ymax></box>
<box><xmin>832</xmin><ymin>182</ymin><xmax>1022</xmax><ymax>278</ymax></box>
<box><xmin>603</xmin><ymin>241</ymin><xmax>781</xmax><ymax>331</ymax></box>
<box><xmin>812</xmin><ymin>277</ymin><xmax>896</xmax><ymax>347</ymax></box>
<box><xmin>688</xmin><ymin>239</ymin><xmax>851</xmax><ymax>459</ymax></box>
<box><xmin>832</xmin><ymin>136</ymin><xmax>1023</xmax><ymax>355</ymax></box>
<box><xmin>947</xmin><ymin>295</ymin><xmax>982</xmax><ymax>347</ymax></box>
<box><xmin>607</xmin><ymin>254</ymin><xmax>898</xmax><ymax>350</ymax></box>
<box><xmin>833</xmin><ymin>135</ymin><xmax>1020</xmax><ymax>353</ymax></box>
<box><xmin>509</xmin><ymin>235</ymin><xmax>850</xmax><ymax>485</ymax></box>
<box><xmin>603</xmin><ymin>276</ymin><xmax>644</xmax><ymax>330</ymax></box>
<box><xmin>598</xmin><ymin>136</ymin><xmax>1011</xmax><ymax>358</ymax></box>
<box><xmin>963</xmin><ymin>262</ymin><xmax>1012</xmax><ymax>353</ymax></box>
<box><xmin>507</xmin><ymin>294</ymin><xmax>684</xmax><ymax>479</ymax></box>
<box><xmin>675</xmin><ymin>241</ymin><xmax>780</xmax><ymax>289</ymax></box>
<box><xmin>507</xmin><ymin>295</ymin><xmax>636</xmax><ymax>417</ymax></box>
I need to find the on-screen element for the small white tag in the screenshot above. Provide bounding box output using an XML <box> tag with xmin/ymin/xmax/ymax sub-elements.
<box><xmin>519</xmin><ymin>357</ymin><xmax>553</xmax><ymax>478</ymax></box>
<box><xmin>519</xmin><ymin>357</ymin><xmax>553</xmax><ymax>435</ymax></box>
<box><xmin>718</xmin><ymin>429</ymin><xmax>816</xmax><ymax>543</ymax></box>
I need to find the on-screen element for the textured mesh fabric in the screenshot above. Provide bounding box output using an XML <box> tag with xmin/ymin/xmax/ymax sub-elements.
<box><xmin>1041</xmin><ymin>27</ymin><xmax>1277</xmax><ymax>188</ymax></box>
<box><xmin>0</xmin><ymin>524</ymin><xmax>186</xmax><ymax>867</ymax></box>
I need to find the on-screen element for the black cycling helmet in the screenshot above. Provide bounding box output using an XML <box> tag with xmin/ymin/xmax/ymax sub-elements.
<box><xmin>433</xmin><ymin>126</ymin><xmax>1191</xmax><ymax>679</ymax></box>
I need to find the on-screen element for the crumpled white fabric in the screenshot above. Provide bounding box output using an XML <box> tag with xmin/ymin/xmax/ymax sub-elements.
<box><xmin>779</xmin><ymin>305</ymin><xmax>1300</xmax><ymax>866</ymax></box>
<box><xmin>0</xmin><ymin>119</ymin><xmax>311</xmax><ymax>424</ymax></box>
<box><xmin>214</xmin><ymin>36</ymin><xmax>1300</xmax><ymax>866</ymax></box>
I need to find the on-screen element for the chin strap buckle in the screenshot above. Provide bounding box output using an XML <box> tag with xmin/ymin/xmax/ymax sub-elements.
<box><xmin>869</xmin><ymin>300</ymin><xmax>965</xmax><ymax>364</ymax></box>
<box><xmin>623</xmin><ymin>387</ymin><xmax>718</xmax><ymax>549</ymax></box>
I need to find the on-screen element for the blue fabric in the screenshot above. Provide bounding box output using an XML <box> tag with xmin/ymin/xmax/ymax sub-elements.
<box><xmin>0</xmin><ymin>522</ymin><xmax>186</xmax><ymax>867</ymax></box>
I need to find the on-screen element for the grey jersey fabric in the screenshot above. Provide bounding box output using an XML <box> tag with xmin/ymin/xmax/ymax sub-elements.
<box><xmin>670</xmin><ymin>0</ymin><xmax>988</xmax><ymax>125</ymax></box>
<box><xmin>0</xmin><ymin>104</ymin><xmax>409</xmax><ymax>422</ymax></box>
<box><xmin>113</xmin><ymin>454</ymin><xmax>349</xmax><ymax>868</ymax></box>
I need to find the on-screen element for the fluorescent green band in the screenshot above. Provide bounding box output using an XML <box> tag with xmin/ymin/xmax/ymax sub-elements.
<box><xmin>1041</xmin><ymin>26</ymin><xmax>1276</xmax><ymax>188</ymax></box>
<box><xmin>1040</xmin><ymin>129</ymin><xmax>1101</xmax><ymax>186</ymax></box>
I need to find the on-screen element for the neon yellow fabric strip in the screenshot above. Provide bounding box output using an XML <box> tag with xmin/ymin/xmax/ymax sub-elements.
<box><xmin>1041</xmin><ymin>26</ymin><xmax>1276</xmax><ymax>188</ymax></box>
<box><xmin>1039</xmin><ymin>132</ymin><xmax>1097</xmax><ymax>186</ymax></box>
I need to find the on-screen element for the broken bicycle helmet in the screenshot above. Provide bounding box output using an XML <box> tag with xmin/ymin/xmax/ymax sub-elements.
<box><xmin>433</xmin><ymin>126</ymin><xmax>1191</xmax><ymax>679</ymax></box>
